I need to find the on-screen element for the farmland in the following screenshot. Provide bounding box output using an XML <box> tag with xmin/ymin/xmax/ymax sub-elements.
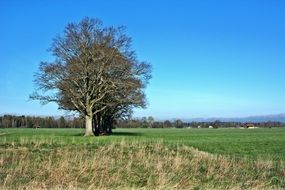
<box><xmin>0</xmin><ymin>128</ymin><xmax>285</xmax><ymax>189</ymax></box>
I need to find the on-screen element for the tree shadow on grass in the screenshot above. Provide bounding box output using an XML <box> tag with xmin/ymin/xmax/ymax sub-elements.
<box><xmin>72</xmin><ymin>133</ymin><xmax>86</xmax><ymax>136</ymax></box>
<box><xmin>110</xmin><ymin>131</ymin><xmax>141</xmax><ymax>137</ymax></box>
<box><xmin>70</xmin><ymin>131</ymin><xmax>141</xmax><ymax>137</ymax></box>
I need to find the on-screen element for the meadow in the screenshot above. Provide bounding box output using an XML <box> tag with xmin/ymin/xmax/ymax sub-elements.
<box><xmin>0</xmin><ymin>127</ymin><xmax>285</xmax><ymax>189</ymax></box>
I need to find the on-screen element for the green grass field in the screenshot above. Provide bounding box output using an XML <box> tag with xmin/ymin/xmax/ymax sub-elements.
<box><xmin>0</xmin><ymin>128</ymin><xmax>285</xmax><ymax>189</ymax></box>
<box><xmin>1</xmin><ymin>127</ymin><xmax>285</xmax><ymax>160</ymax></box>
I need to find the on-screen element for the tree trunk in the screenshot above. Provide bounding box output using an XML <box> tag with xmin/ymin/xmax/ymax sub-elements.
<box><xmin>85</xmin><ymin>115</ymin><xmax>93</xmax><ymax>136</ymax></box>
<box><xmin>92</xmin><ymin>114</ymin><xmax>100</xmax><ymax>136</ymax></box>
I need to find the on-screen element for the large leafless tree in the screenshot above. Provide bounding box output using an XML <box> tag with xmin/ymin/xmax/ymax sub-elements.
<box><xmin>31</xmin><ymin>18</ymin><xmax>151</xmax><ymax>136</ymax></box>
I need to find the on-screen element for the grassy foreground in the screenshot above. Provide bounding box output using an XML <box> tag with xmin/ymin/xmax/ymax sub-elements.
<box><xmin>0</xmin><ymin>128</ymin><xmax>285</xmax><ymax>189</ymax></box>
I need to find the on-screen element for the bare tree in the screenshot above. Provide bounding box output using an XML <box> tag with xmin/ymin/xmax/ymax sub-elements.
<box><xmin>31</xmin><ymin>18</ymin><xmax>151</xmax><ymax>136</ymax></box>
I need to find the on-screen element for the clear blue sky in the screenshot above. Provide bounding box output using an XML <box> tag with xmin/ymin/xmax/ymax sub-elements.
<box><xmin>0</xmin><ymin>0</ymin><xmax>284</xmax><ymax>119</ymax></box>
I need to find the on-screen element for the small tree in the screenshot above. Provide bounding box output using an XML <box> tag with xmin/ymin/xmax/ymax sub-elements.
<box><xmin>147</xmin><ymin>116</ymin><xmax>155</xmax><ymax>128</ymax></box>
<box><xmin>174</xmin><ymin>119</ymin><xmax>183</xmax><ymax>128</ymax></box>
<box><xmin>163</xmin><ymin>120</ymin><xmax>173</xmax><ymax>128</ymax></box>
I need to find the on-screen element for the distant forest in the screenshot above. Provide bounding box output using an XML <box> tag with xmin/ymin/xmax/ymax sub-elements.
<box><xmin>0</xmin><ymin>115</ymin><xmax>285</xmax><ymax>129</ymax></box>
<box><xmin>117</xmin><ymin>118</ymin><xmax>285</xmax><ymax>128</ymax></box>
<box><xmin>0</xmin><ymin>115</ymin><xmax>85</xmax><ymax>128</ymax></box>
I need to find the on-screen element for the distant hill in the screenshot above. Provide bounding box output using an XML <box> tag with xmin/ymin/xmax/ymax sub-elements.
<box><xmin>188</xmin><ymin>114</ymin><xmax>285</xmax><ymax>123</ymax></box>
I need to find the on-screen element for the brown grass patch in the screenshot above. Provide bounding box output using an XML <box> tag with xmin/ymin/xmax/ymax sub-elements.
<box><xmin>0</xmin><ymin>142</ymin><xmax>284</xmax><ymax>189</ymax></box>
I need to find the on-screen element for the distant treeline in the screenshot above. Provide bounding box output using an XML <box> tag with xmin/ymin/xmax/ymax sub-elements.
<box><xmin>0</xmin><ymin>115</ymin><xmax>84</xmax><ymax>128</ymax></box>
<box><xmin>115</xmin><ymin>118</ymin><xmax>285</xmax><ymax>128</ymax></box>
<box><xmin>1</xmin><ymin>115</ymin><xmax>285</xmax><ymax>129</ymax></box>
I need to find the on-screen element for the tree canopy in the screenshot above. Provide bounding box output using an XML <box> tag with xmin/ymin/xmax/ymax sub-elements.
<box><xmin>31</xmin><ymin>17</ymin><xmax>151</xmax><ymax>136</ymax></box>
